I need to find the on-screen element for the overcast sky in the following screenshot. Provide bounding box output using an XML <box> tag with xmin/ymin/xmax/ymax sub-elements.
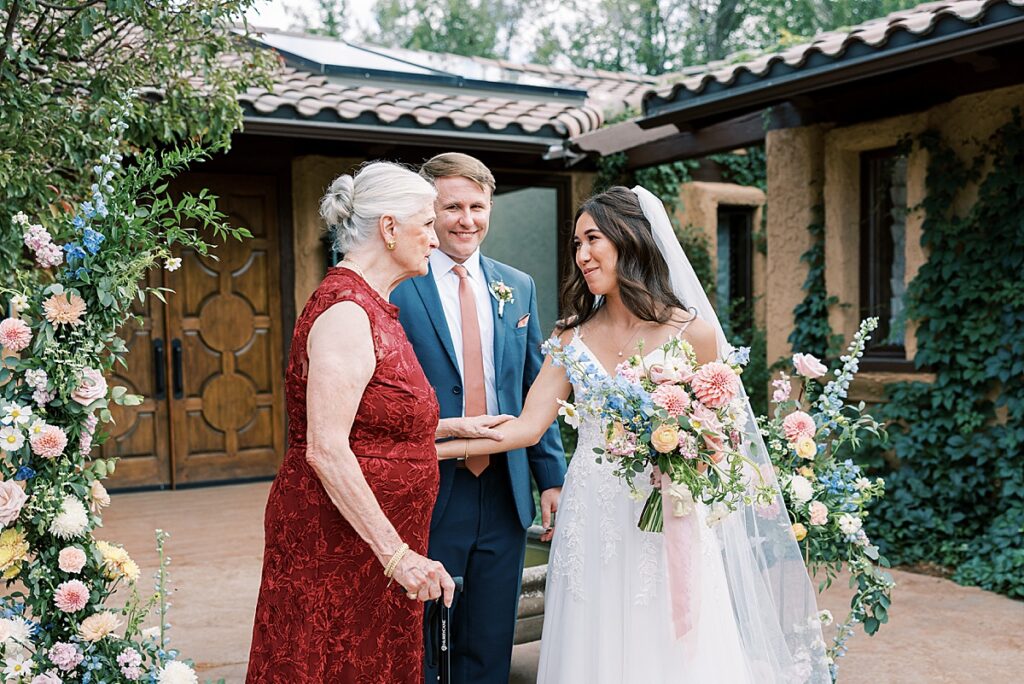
<box><xmin>246</xmin><ymin>0</ymin><xmax>378</xmax><ymax>33</ymax></box>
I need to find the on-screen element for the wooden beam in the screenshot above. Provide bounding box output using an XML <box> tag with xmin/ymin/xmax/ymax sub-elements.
<box><xmin>625</xmin><ymin>110</ymin><xmax>766</xmax><ymax>168</ymax></box>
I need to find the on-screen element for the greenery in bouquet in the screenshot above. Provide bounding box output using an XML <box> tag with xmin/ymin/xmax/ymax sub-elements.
<box><xmin>0</xmin><ymin>97</ymin><xmax>248</xmax><ymax>682</ymax></box>
<box><xmin>759</xmin><ymin>318</ymin><xmax>896</xmax><ymax>679</ymax></box>
<box><xmin>544</xmin><ymin>335</ymin><xmax>774</xmax><ymax>533</ymax></box>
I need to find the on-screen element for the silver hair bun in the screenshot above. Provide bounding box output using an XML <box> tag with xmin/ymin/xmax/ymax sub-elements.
<box><xmin>320</xmin><ymin>174</ymin><xmax>357</xmax><ymax>248</ymax></box>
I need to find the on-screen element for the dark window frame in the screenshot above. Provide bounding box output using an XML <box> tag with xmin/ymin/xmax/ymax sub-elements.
<box><xmin>858</xmin><ymin>147</ymin><xmax>915</xmax><ymax>372</ymax></box>
<box><xmin>716</xmin><ymin>204</ymin><xmax>755</xmax><ymax>337</ymax></box>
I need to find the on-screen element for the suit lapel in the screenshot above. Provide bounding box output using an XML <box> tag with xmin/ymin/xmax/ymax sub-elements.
<box><xmin>411</xmin><ymin>267</ymin><xmax>460</xmax><ymax>374</ymax></box>
<box><xmin>480</xmin><ymin>256</ymin><xmax>507</xmax><ymax>382</ymax></box>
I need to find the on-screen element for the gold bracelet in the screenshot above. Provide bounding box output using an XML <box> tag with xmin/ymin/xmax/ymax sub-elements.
<box><xmin>384</xmin><ymin>542</ymin><xmax>409</xmax><ymax>583</ymax></box>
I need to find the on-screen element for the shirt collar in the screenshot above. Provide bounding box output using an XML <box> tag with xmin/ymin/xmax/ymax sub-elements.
<box><xmin>430</xmin><ymin>248</ymin><xmax>483</xmax><ymax>283</ymax></box>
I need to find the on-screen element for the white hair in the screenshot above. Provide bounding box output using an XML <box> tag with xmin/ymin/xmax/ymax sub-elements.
<box><xmin>320</xmin><ymin>161</ymin><xmax>437</xmax><ymax>253</ymax></box>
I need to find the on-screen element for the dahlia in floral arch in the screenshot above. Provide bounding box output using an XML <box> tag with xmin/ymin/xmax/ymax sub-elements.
<box><xmin>759</xmin><ymin>318</ymin><xmax>896</xmax><ymax>680</ymax></box>
<box><xmin>544</xmin><ymin>334</ymin><xmax>774</xmax><ymax>533</ymax></box>
<box><xmin>0</xmin><ymin>94</ymin><xmax>244</xmax><ymax>681</ymax></box>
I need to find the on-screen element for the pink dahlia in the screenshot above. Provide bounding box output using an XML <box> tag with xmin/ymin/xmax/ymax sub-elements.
<box><xmin>782</xmin><ymin>411</ymin><xmax>816</xmax><ymax>442</ymax></box>
<box><xmin>651</xmin><ymin>384</ymin><xmax>691</xmax><ymax>417</ymax></box>
<box><xmin>30</xmin><ymin>424</ymin><xmax>67</xmax><ymax>459</ymax></box>
<box><xmin>48</xmin><ymin>641</ymin><xmax>84</xmax><ymax>671</ymax></box>
<box><xmin>0</xmin><ymin>318</ymin><xmax>32</xmax><ymax>352</ymax></box>
<box><xmin>54</xmin><ymin>579</ymin><xmax>89</xmax><ymax>613</ymax></box>
<box><xmin>690</xmin><ymin>361</ymin><xmax>740</xmax><ymax>408</ymax></box>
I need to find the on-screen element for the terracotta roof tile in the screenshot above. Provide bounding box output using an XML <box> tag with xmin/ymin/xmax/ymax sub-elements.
<box><xmin>643</xmin><ymin>0</ymin><xmax>1024</xmax><ymax>114</ymax></box>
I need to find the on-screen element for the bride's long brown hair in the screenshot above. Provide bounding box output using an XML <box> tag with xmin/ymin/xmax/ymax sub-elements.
<box><xmin>557</xmin><ymin>186</ymin><xmax>686</xmax><ymax>332</ymax></box>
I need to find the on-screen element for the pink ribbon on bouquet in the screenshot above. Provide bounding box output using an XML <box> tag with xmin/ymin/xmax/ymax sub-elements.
<box><xmin>661</xmin><ymin>473</ymin><xmax>701</xmax><ymax>640</ymax></box>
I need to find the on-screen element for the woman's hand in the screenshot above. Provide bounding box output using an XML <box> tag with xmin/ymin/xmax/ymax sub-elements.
<box><xmin>392</xmin><ymin>550</ymin><xmax>456</xmax><ymax>607</ymax></box>
<box><xmin>437</xmin><ymin>414</ymin><xmax>514</xmax><ymax>441</ymax></box>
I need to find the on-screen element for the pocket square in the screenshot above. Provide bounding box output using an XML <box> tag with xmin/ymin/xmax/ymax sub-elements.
<box><xmin>516</xmin><ymin>314</ymin><xmax>530</xmax><ymax>328</ymax></box>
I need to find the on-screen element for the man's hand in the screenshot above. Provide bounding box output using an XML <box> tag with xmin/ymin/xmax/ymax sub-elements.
<box><xmin>539</xmin><ymin>487</ymin><xmax>561</xmax><ymax>542</ymax></box>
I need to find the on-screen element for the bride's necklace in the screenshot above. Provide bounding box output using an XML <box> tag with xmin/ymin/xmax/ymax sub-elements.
<box><xmin>614</xmin><ymin>320</ymin><xmax>646</xmax><ymax>358</ymax></box>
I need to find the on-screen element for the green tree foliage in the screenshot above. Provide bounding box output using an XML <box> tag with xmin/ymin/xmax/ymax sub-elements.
<box><xmin>0</xmin><ymin>0</ymin><xmax>275</xmax><ymax>278</ymax></box>
<box><xmin>372</xmin><ymin>0</ymin><xmax>531</xmax><ymax>58</ymax></box>
<box><xmin>289</xmin><ymin>0</ymin><xmax>349</xmax><ymax>37</ymax></box>
<box><xmin>745</xmin><ymin>0</ymin><xmax>923</xmax><ymax>49</ymax></box>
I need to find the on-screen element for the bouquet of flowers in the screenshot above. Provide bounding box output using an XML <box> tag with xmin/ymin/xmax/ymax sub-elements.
<box><xmin>544</xmin><ymin>335</ymin><xmax>774</xmax><ymax>532</ymax></box>
<box><xmin>760</xmin><ymin>318</ymin><xmax>896</xmax><ymax>680</ymax></box>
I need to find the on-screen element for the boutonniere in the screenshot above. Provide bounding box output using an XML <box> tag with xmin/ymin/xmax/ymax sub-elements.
<box><xmin>488</xmin><ymin>280</ymin><xmax>515</xmax><ymax>317</ymax></box>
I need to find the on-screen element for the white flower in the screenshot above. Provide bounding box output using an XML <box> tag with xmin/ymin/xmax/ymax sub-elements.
<box><xmin>817</xmin><ymin>609</ymin><xmax>834</xmax><ymax>626</ymax></box>
<box><xmin>854</xmin><ymin>477</ymin><xmax>871</xmax><ymax>491</ymax></box>
<box><xmin>787</xmin><ymin>475</ymin><xmax>814</xmax><ymax>505</ymax></box>
<box><xmin>157</xmin><ymin>661</ymin><xmax>197</xmax><ymax>684</ymax></box>
<box><xmin>3</xmin><ymin>652</ymin><xmax>33</xmax><ymax>678</ymax></box>
<box><xmin>164</xmin><ymin>257</ymin><xmax>182</xmax><ymax>272</ymax></box>
<box><xmin>0</xmin><ymin>427</ymin><xmax>24</xmax><ymax>453</ymax></box>
<box><xmin>705</xmin><ymin>502</ymin><xmax>731</xmax><ymax>527</ymax></box>
<box><xmin>11</xmin><ymin>213</ymin><xmax>28</xmax><ymax>226</ymax></box>
<box><xmin>1</xmin><ymin>403</ymin><xmax>31</xmax><ymax>427</ymax></box>
<box><xmin>838</xmin><ymin>513</ymin><xmax>863</xmax><ymax>536</ymax></box>
<box><xmin>141</xmin><ymin>626</ymin><xmax>161</xmax><ymax>641</ymax></box>
<box><xmin>665</xmin><ymin>482</ymin><xmax>695</xmax><ymax>518</ymax></box>
<box><xmin>556</xmin><ymin>400</ymin><xmax>580</xmax><ymax>429</ymax></box>
<box><xmin>0</xmin><ymin>616</ymin><xmax>33</xmax><ymax>655</ymax></box>
<box><xmin>49</xmin><ymin>496</ymin><xmax>90</xmax><ymax>539</ymax></box>
<box><xmin>9</xmin><ymin>295</ymin><xmax>28</xmax><ymax>313</ymax></box>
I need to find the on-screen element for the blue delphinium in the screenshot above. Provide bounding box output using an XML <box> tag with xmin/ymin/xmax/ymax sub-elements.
<box><xmin>83</xmin><ymin>228</ymin><xmax>105</xmax><ymax>254</ymax></box>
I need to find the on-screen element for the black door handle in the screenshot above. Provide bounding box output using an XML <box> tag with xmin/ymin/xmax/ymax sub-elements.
<box><xmin>171</xmin><ymin>338</ymin><xmax>184</xmax><ymax>399</ymax></box>
<box><xmin>153</xmin><ymin>338</ymin><xmax>166</xmax><ymax>400</ymax></box>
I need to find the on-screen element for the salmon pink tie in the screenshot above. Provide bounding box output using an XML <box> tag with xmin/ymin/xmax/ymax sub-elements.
<box><xmin>452</xmin><ymin>264</ymin><xmax>489</xmax><ymax>476</ymax></box>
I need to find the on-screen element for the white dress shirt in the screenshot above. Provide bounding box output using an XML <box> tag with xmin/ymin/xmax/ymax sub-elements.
<box><xmin>429</xmin><ymin>249</ymin><xmax>498</xmax><ymax>416</ymax></box>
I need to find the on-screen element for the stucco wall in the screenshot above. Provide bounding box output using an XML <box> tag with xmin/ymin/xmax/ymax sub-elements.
<box><xmin>770</xmin><ymin>82</ymin><xmax>1024</xmax><ymax>400</ymax></box>
<box><xmin>765</xmin><ymin>125</ymin><xmax>828</xmax><ymax>365</ymax></box>
<box><xmin>675</xmin><ymin>181</ymin><xmax>767</xmax><ymax>327</ymax></box>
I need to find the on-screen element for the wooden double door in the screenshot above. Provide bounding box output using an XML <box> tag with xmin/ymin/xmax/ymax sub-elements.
<box><xmin>104</xmin><ymin>174</ymin><xmax>286</xmax><ymax>489</ymax></box>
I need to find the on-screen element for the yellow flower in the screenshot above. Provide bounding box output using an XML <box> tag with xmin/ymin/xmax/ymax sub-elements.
<box><xmin>95</xmin><ymin>540</ymin><xmax>140</xmax><ymax>582</ymax></box>
<box><xmin>792</xmin><ymin>523</ymin><xmax>808</xmax><ymax>542</ymax></box>
<box><xmin>650</xmin><ymin>424</ymin><xmax>680</xmax><ymax>454</ymax></box>
<box><xmin>796</xmin><ymin>436</ymin><xmax>817</xmax><ymax>460</ymax></box>
<box><xmin>798</xmin><ymin>466</ymin><xmax>815</xmax><ymax>478</ymax></box>
<box><xmin>0</xmin><ymin>528</ymin><xmax>29</xmax><ymax>580</ymax></box>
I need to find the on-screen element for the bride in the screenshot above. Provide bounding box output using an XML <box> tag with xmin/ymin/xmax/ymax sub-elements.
<box><xmin>437</xmin><ymin>186</ymin><xmax>830</xmax><ymax>683</ymax></box>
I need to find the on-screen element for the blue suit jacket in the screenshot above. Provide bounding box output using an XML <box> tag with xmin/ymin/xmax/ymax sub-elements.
<box><xmin>392</xmin><ymin>256</ymin><xmax>566</xmax><ymax>530</ymax></box>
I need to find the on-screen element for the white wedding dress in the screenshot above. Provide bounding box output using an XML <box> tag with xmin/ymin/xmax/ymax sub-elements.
<box><xmin>537</xmin><ymin>331</ymin><xmax>755</xmax><ymax>683</ymax></box>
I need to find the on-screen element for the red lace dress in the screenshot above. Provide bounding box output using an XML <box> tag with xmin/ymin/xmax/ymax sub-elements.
<box><xmin>247</xmin><ymin>268</ymin><xmax>440</xmax><ymax>683</ymax></box>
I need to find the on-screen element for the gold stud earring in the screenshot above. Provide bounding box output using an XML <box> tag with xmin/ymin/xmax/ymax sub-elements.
<box><xmin>386</xmin><ymin>239</ymin><xmax>396</xmax><ymax>251</ymax></box>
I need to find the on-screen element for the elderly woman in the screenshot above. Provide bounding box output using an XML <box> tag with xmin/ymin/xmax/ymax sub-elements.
<box><xmin>247</xmin><ymin>162</ymin><xmax>507</xmax><ymax>683</ymax></box>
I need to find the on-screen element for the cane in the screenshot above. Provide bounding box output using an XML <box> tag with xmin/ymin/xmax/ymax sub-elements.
<box><xmin>436</xmin><ymin>576</ymin><xmax>463</xmax><ymax>684</ymax></box>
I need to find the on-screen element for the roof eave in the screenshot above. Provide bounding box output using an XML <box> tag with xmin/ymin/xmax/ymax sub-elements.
<box><xmin>639</xmin><ymin>9</ymin><xmax>1024</xmax><ymax>130</ymax></box>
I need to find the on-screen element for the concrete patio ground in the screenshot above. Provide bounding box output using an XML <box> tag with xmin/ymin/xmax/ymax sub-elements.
<box><xmin>101</xmin><ymin>481</ymin><xmax>1024</xmax><ymax>683</ymax></box>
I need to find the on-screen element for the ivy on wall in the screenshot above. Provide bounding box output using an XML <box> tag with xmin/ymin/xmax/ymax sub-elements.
<box><xmin>789</xmin><ymin>206</ymin><xmax>844</xmax><ymax>360</ymax></box>
<box><xmin>860</xmin><ymin>111</ymin><xmax>1024</xmax><ymax>598</ymax></box>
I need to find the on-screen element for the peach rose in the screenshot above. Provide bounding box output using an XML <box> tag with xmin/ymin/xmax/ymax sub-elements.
<box><xmin>71</xmin><ymin>368</ymin><xmax>107</xmax><ymax>406</ymax></box>
<box><xmin>792</xmin><ymin>522</ymin><xmax>808</xmax><ymax>541</ymax></box>
<box><xmin>650</xmin><ymin>424</ymin><xmax>680</xmax><ymax>454</ymax></box>
<box><xmin>58</xmin><ymin>547</ymin><xmax>87</xmax><ymax>574</ymax></box>
<box><xmin>793</xmin><ymin>353</ymin><xmax>828</xmax><ymax>379</ymax></box>
<box><xmin>0</xmin><ymin>480</ymin><xmax>27</xmax><ymax>527</ymax></box>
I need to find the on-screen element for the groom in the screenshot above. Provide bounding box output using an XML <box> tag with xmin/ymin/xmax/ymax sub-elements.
<box><xmin>392</xmin><ymin>152</ymin><xmax>566</xmax><ymax>683</ymax></box>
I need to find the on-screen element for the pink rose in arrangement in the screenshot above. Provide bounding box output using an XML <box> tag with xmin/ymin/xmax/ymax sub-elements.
<box><xmin>649</xmin><ymin>359</ymin><xmax>694</xmax><ymax>385</ymax></box>
<box><xmin>793</xmin><ymin>353</ymin><xmax>828</xmax><ymax>379</ymax></box>
<box><xmin>0</xmin><ymin>479</ymin><xmax>27</xmax><ymax>526</ymax></box>
<box><xmin>54</xmin><ymin>579</ymin><xmax>90</xmax><ymax>613</ymax></box>
<box><xmin>0</xmin><ymin>318</ymin><xmax>32</xmax><ymax>352</ymax></box>
<box><xmin>782</xmin><ymin>411</ymin><xmax>816</xmax><ymax>442</ymax></box>
<box><xmin>690</xmin><ymin>361</ymin><xmax>740</xmax><ymax>408</ymax></box>
<box><xmin>808</xmin><ymin>501</ymin><xmax>829</xmax><ymax>526</ymax></box>
<box><xmin>58</xmin><ymin>547</ymin><xmax>88</xmax><ymax>574</ymax></box>
<box><xmin>48</xmin><ymin>641</ymin><xmax>84</xmax><ymax>671</ymax></box>
<box><xmin>651</xmin><ymin>384</ymin><xmax>691</xmax><ymax>417</ymax></box>
<box><xmin>30</xmin><ymin>424</ymin><xmax>67</xmax><ymax>459</ymax></box>
<box><xmin>703</xmin><ymin>433</ymin><xmax>727</xmax><ymax>463</ymax></box>
<box><xmin>71</xmin><ymin>368</ymin><xmax>107</xmax><ymax>406</ymax></box>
